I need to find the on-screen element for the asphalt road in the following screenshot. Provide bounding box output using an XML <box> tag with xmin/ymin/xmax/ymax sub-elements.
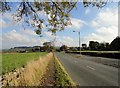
<box><xmin>55</xmin><ymin>52</ymin><xmax>119</xmax><ymax>86</ymax></box>
<box><xmin>70</xmin><ymin>53</ymin><xmax>119</xmax><ymax>68</ymax></box>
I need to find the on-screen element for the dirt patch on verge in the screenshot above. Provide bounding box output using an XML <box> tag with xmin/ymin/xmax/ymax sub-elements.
<box><xmin>40</xmin><ymin>54</ymin><xmax>76</xmax><ymax>87</ymax></box>
<box><xmin>40</xmin><ymin>58</ymin><xmax>55</xmax><ymax>86</ymax></box>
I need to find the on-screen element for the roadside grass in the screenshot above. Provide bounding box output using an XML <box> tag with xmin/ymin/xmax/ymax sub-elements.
<box><xmin>2</xmin><ymin>52</ymin><xmax>47</xmax><ymax>74</ymax></box>
<box><xmin>67</xmin><ymin>50</ymin><xmax>120</xmax><ymax>59</ymax></box>
<box><xmin>55</xmin><ymin>56</ymin><xmax>76</xmax><ymax>86</ymax></box>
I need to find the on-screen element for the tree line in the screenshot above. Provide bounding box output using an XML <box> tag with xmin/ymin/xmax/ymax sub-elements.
<box><xmin>58</xmin><ymin>36</ymin><xmax>120</xmax><ymax>51</ymax></box>
<box><xmin>7</xmin><ymin>36</ymin><xmax>119</xmax><ymax>53</ymax></box>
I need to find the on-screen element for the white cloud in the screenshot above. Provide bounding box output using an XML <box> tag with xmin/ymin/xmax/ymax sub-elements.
<box><xmin>4</xmin><ymin>30</ymin><xmax>30</xmax><ymax>43</ymax></box>
<box><xmin>43</xmin><ymin>30</ymin><xmax>78</xmax><ymax>46</ymax></box>
<box><xmin>44</xmin><ymin>31</ymin><xmax>59</xmax><ymax>39</ymax></box>
<box><xmin>66</xmin><ymin>18</ymin><xmax>86</xmax><ymax>30</ymax></box>
<box><xmin>44</xmin><ymin>31</ymin><xmax>53</xmax><ymax>38</ymax></box>
<box><xmin>2</xmin><ymin>29</ymin><xmax>48</xmax><ymax>49</ymax></box>
<box><xmin>43</xmin><ymin>31</ymin><xmax>78</xmax><ymax>47</ymax></box>
<box><xmin>55</xmin><ymin>36</ymin><xmax>79</xmax><ymax>47</ymax></box>
<box><xmin>83</xmin><ymin>27</ymin><xmax>117</xmax><ymax>45</ymax></box>
<box><xmin>0</xmin><ymin>12</ymin><xmax>18</xmax><ymax>28</ymax></box>
<box><xmin>20</xmin><ymin>29</ymin><xmax>37</xmax><ymax>36</ymax></box>
<box><xmin>61</xmin><ymin>36</ymin><xmax>74</xmax><ymax>46</ymax></box>
<box><xmin>2</xmin><ymin>29</ymin><xmax>77</xmax><ymax>49</ymax></box>
<box><xmin>91</xmin><ymin>8</ymin><xmax>118</xmax><ymax>28</ymax></box>
<box><xmin>84</xmin><ymin>8</ymin><xmax>118</xmax><ymax>44</ymax></box>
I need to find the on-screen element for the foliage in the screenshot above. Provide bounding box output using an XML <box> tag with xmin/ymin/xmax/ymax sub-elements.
<box><xmin>89</xmin><ymin>41</ymin><xmax>99</xmax><ymax>50</ymax></box>
<box><xmin>0</xmin><ymin>1</ymin><xmax>108</xmax><ymax>34</ymax></box>
<box><xmin>110</xmin><ymin>36</ymin><xmax>120</xmax><ymax>51</ymax></box>
<box><xmin>43</xmin><ymin>42</ymin><xmax>51</xmax><ymax>46</ymax></box>
<box><xmin>69</xmin><ymin>47</ymin><xmax>78</xmax><ymax>51</ymax></box>
<box><xmin>43</xmin><ymin>42</ymin><xmax>54</xmax><ymax>52</ymax></box>
<box><xmin>98</xmin><ymin>42</ymin><xmax>110</xmax><ymax>51</ymax></box>
<box><xmin>88</xmin><ymin>37</ymin><xmax>120</xmax><ymax>51</ymax></box>
<box><xmin>83</xmin><ymin>0</ymin><xmax>108</xmax><ymax>8</ymax></box>
<box><xmin>2</xmin><ymin>52</ymin><xmax>47</xmax><ymax>74</ymax></box>
<box><xmin>89</xmin><ymin>41</ymin><xmax>111</xmax><ymax>51</ymax></box>
<box><xmin>82</xmin><ymin>43</ymin><xmax>87</xmax><ymax>50</ymax></box>
<box><xmin>60</xmin><ymin>45</ymin><xmax>68</xmax><ymax>51</ymax></box>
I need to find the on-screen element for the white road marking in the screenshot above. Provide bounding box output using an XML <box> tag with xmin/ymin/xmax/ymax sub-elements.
<box><xmin>86</xmin><ymin>65</ymin><xmax>96</xmax><ymax>70</ymax></box>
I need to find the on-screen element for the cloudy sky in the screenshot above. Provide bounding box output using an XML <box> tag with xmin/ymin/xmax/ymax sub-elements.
<box><xmin>0</xmin><ymin>2</ymin><xmax>119</xmax><ymax>49</ymax></box>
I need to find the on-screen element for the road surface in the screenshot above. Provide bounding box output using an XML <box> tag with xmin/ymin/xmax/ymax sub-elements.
<box><xmin>70</xmin><ymin>53</ymin><xmax>119</xmax><ymax>68</ymax></box>
<box><xmin>55</xmin><ymin>52</ymin><xmax>119</xmax><ymax>86</ymax></box>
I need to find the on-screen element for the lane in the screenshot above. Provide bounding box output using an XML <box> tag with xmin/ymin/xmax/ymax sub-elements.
<box><xmin>55</xmin><ymin>52</ymin><xmax>118</xmax><ymax>86</ymax></box>
<box><xmin>69</xmin><ymin>53</ymin><xmax>119</xmax><ymax>68</ymax></box>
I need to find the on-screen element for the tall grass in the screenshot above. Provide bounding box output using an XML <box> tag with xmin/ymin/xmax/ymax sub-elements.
<box><xmin>21</xmin><ymin>53</ymin><xmax>53</xmax><ymax>86</ymax></box>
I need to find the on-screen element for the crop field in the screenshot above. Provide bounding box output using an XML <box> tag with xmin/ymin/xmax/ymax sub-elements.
<box><xmin>1</xmin><ymin>52</ymin><xmax>47</xmax><ymax>74</ymax></box>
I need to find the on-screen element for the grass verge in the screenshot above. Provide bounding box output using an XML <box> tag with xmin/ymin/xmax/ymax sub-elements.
<box><xmin>68</xmin><ymin>51</ymin><xmax>120</xmax><ymax>53</ymax></box>
<box><xmin>67</xmin><ymin>51</ymin><xmax>120</xmax><ymax>59</ymax></box>
<box><xmin>54</xmin><ymin>56</ymin><xmax>76</xmax><ymax>86</ymax></box>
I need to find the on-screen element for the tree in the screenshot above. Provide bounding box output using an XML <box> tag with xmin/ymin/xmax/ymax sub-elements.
<box><xmin>0</xmin><ymin>1</ymin><xmax>108</xmax><ymax>35</ymax></box>
<box><xmin>89</xmin><ymin>41</ymin><xmax>99</xmax><ymax>50</ymax></box>
<box><xmin>98</xmin><ymin>42</ymin><xmax>110</xmax><ymax>51</ymax></box>
<box><xmin>69</xmin><ymin>47</ymin><xmax>78</xmax><ymax>51</ymax></box>
<box><xmin>43</xmin><ymin>42</ymin><xmax>52</xmax><ymax>46</ymax></box>
<box><xmin>110</xmin><ymin>36</ymin><xmax>120</xmax><ymax>51</ymax></box>
<box><xmin>82</xmin><ymin>44</ymin><xmax>87</xmax><ymax>50</ymax></box>
<box><xmin>60</xmin><ymin>45</ymin><xmax>68</xmax><ymax>51</ymax></box>
<box><xmin>43</xmin><ymin>42</ymin><xmax>53</xmax><ymax>52</ymax></box>
<box><xmin>105</xmin><ymin>43</ymin><xmax>110</xmax><ymax>50</ymax></box>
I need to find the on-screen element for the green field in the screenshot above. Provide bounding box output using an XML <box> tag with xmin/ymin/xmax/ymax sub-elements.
<box><xmin>1</xmin><ymin>52</ymin><xmax>47</xmax><ymax>74</ymax></box>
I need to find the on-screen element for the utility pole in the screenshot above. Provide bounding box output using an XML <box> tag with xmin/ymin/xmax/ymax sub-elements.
<box><xmin>73</xmin><ymin>30</ymin><xmax>81</xmax><ymax>55</ymax></box>
<box><xmin>78</xmin><ymin>31</ymin><xmax>81</xmax><ymax>55</ymax></box>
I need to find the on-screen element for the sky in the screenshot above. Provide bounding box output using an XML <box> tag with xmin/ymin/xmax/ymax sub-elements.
<box><xmin>0</xmin><ymin>2</ymin><xmax>119</xmax><ymax>49</ymax></box>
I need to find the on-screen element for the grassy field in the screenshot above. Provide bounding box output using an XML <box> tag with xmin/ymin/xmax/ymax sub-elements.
<box><xmin>2</xmin><ymin>52</ymin><xmax>47</xmax><ymax>74</ymax></box>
